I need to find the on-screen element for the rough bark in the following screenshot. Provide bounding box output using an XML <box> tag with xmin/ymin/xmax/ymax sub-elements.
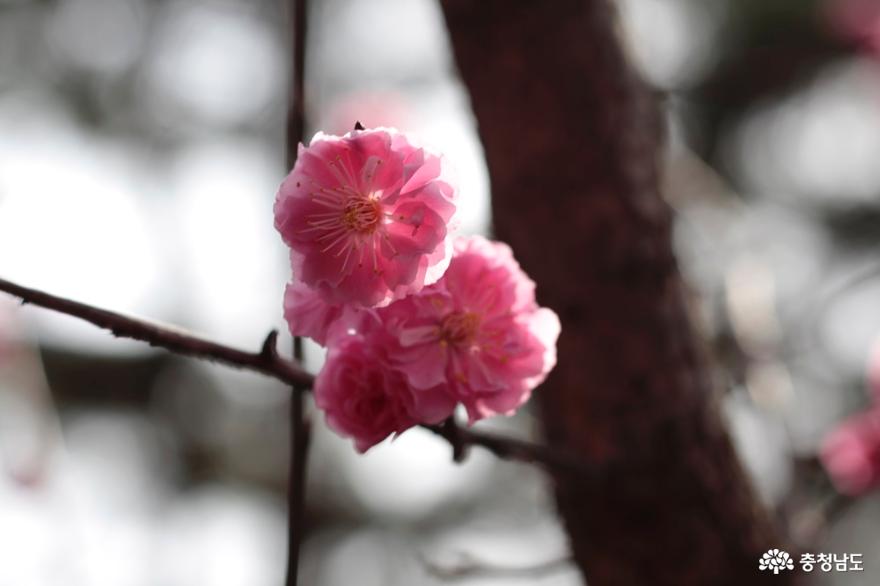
<box><xmin>439</xmin><ymin>1</ymin><xmax>795</xmax><ymax>584</ymax></box>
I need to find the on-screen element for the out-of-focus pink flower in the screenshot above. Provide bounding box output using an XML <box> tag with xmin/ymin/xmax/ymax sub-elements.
<box><xmin>314</xmin><ymin>331</ymin><xmax>455</xmax><ymax>453</ymax></box>
<box><xmin>821</xmin><ymin>408</ymin><xmax>880</xmax><ymax>495</ymax></box>
<box><xmin>380</xmin><ymin>236</ymin><xmax>560</xmax><ymax>424</ymax></box>
<box><xmin>275</xmin><ymin>127</ymin><xmax>456</xmax><ymax>308</ymax></box>
<box><xmin>824</xmin><ymin>0</ymin><xmax>880</xmax><ymax>53</ymax></box>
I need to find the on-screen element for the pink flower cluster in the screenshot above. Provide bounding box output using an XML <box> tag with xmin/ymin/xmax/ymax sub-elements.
<box><xmin>275</xmin><ymin>127</ymin><xmax>560</xmax><ymax>452</ymax></box>
<box><xmin>821</xmin><ymin>343</ymin><xmax>880</xmax><ymax>495</ymax></box>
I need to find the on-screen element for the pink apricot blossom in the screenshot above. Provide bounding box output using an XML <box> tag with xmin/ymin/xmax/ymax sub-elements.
<box><xmin>282</xmin><ymin>280</ymin><xmax>357</xmax><ymax>346</ymax></box>
<box><xmin>820</xmin><ymin>407</ymin><xmax>880</xmax><ymax>495</ymax></box>
<box><xmin>275</xmin><ymin>127</ymin><xmax>456</xmax><ymax>308</ymax></box>
<box><xmin>314</xmin><ymin>331</ymin><xmax>455</xmax><ymax>453</ymax></box>
<box><xmin>379</xmin><ymin>236</ymin><xmax>560</xmax><ymax>424</ymax></box>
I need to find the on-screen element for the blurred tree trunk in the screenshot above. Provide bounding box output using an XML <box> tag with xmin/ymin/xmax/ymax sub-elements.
<box><xmin>440</xmin><ymin>1</ymin><xmax>795</xmax><ymax>584</ymax></box>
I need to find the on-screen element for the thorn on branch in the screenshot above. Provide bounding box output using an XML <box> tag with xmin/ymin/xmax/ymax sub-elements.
<box><xmin>442</xmin><ymin>417</ymin><xmax>468</xmax><ymax>463</ymax></box>
<box><xmin>261</xmin><ymin>329</ymin><xmax>281</xmax><ymax>361</ymax></box>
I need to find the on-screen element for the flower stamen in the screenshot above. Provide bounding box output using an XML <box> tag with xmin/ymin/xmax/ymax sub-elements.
<box><xmin>342</xmin><ymin>197</ymin><xmax>382</xmax><ymax>234</ymax></box>
<box><xmin>439</xmin><ymin>311</ymin><xmax>481</xmax><ymax>347</ymax></box>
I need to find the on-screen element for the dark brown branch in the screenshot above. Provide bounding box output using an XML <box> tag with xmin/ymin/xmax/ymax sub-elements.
<box><xmin>286</xmin><ymin>371</ymin><xmax>310</xmax><ymax>586</ymax></box>
<box><xmin>440</xmin><ymin>0</ymin><xmax>792</xmax><ymax>584</ymax></box>
<box><xmin>0</xmin><ymin>276</ymin><xmax>588</xmax><ymax>475</ymax></box>
<box><xmin>285</xmin><ymin>0</ymin><xmax>307</xmax><ymax>171</ymax></box>
<box><xmin>284</xmin><ymin>0</ymin><xmax>309</xmax><ymax>582</ymax></box>
<box><xmin>0</xmin><ymin>276</ymin><xmax>312</xmax><ymax>388</ymax></box>
<box><xmin>426</xmin><ymin>418</ymin><xmax>594</xmax><ymax>478</ymax></box>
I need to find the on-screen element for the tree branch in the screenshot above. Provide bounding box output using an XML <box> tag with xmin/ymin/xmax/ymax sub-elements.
<box><xmin>0</xmin><ymin>277</ymin><xmax>312</xmax><ymax>388</ymax></box>
<box><xmin>439</xmin><ymin>0</ymin><xmax>791</xmax><ymax>583</ymax></box>
<box><xmin>284</xmin><ymin>0</ymin><xmax>309</xmax><ymax>581</ymax></box>
<box><xmin>286</xmin><ymin>367</ymin><xmax>310</xmax><ymax>586</ymax></box>
<box><xmin>0</xmin><ymin>276</ymin><xmax>590</xmax><ymax>476</ymax></box>
<box><xmin>426</xmin><ymin>419</ymin><xmax>594</xmax><ymax>478</ymax></box>
<box><xmin>285</xmin><ymin>0</ymin><xmax>307</xmax><ymax>171</ymax></box>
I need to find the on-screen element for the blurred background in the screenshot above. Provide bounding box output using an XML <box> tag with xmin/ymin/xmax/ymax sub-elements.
<box><xmin>1</xmin><ymin>0</ymin><xmax>880</xmax><ymax>584</ymax></box>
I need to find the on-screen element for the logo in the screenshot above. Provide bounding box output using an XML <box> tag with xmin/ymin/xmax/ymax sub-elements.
<box><xmin>759</xmin><ymin>549</ymin><xmax>794</xmax><ymax>574</ymax></box>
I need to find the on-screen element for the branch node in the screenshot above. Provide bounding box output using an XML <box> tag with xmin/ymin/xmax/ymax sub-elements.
<box><xmin>443</xmin><ymin>417</ymin><xmax>468</xmax><ymax>463</ymax></box>
<box><xmin>261</xmin><ymin>329</ymin><xmax>281</xmax><ymax>361</ymax></box>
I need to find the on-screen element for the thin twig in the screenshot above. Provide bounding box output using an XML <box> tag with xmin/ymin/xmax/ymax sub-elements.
<box><xmin>0</xmin><ymin>277</ymin><xmax>591</xmax><ymax>476</ymax></box>
<box><xmin>285</xmin><ymin>0</ymin><xmax>307</xmax><ymax>170</ymax></box>
<box><xmin>0</xmin><ymin>277</ymin><xmax>312</xmax><ymax>388</ymax></box>
<box><xmin>426</xmin><ymin>419</ymin><xmax>594</xmax><ymax>478</ymax></box>
<box><xmin>286</xmin><ymin>367</ymin><xmax>310</xmax><ymax>586</ymax></box>
<box><xmin>284</xmin><ymin>0</ymin><xmax>309</xmax><ymax>583</ymax></box>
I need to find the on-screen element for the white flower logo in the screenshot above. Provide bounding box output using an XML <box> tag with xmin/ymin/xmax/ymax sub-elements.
<box><xmin>759</xmin><ymin>549</ymin><xmax>794</xmax><ymax>574</ymax></box>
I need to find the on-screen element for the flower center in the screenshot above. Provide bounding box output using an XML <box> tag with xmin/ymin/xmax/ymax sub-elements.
<box><xmin>342</xmin><ymin>197</ymin><xmax>382</xmax><ymax>234</ymax></box>
<box><xmin>439</xmin><ymin>311</ymin><xmax>481</xmax><ymax>347</ymax></box>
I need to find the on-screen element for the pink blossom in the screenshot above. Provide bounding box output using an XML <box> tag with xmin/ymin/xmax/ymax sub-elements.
<box><xmin>314</xmin><ymin>331</ymin><xmax>455</xmax><ymax>453</ymax></box>
<box><xmin>820</xmin><ymin>408</ymin><xmax>880</xmax><ymax>495</ymax></box>
<box><xmin>379</xmin><ymin>236</ymin><xmax>560</xmax><ymax>423</ymax></box>
<box><xmin>283</xmin><ymin>280</ymin><xmax>358</xmax><ymax>346</ymax></box>
<box><xmin>274</xmin><ymin>127</ymin><xmax>456</xmax><ymax>308</ymax></box>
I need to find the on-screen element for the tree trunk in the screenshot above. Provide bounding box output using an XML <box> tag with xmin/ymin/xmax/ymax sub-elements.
<box><xmin>439</xmin><ymin>1</ymin><xmax>796</xmax><ymax>584</ymax></box>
